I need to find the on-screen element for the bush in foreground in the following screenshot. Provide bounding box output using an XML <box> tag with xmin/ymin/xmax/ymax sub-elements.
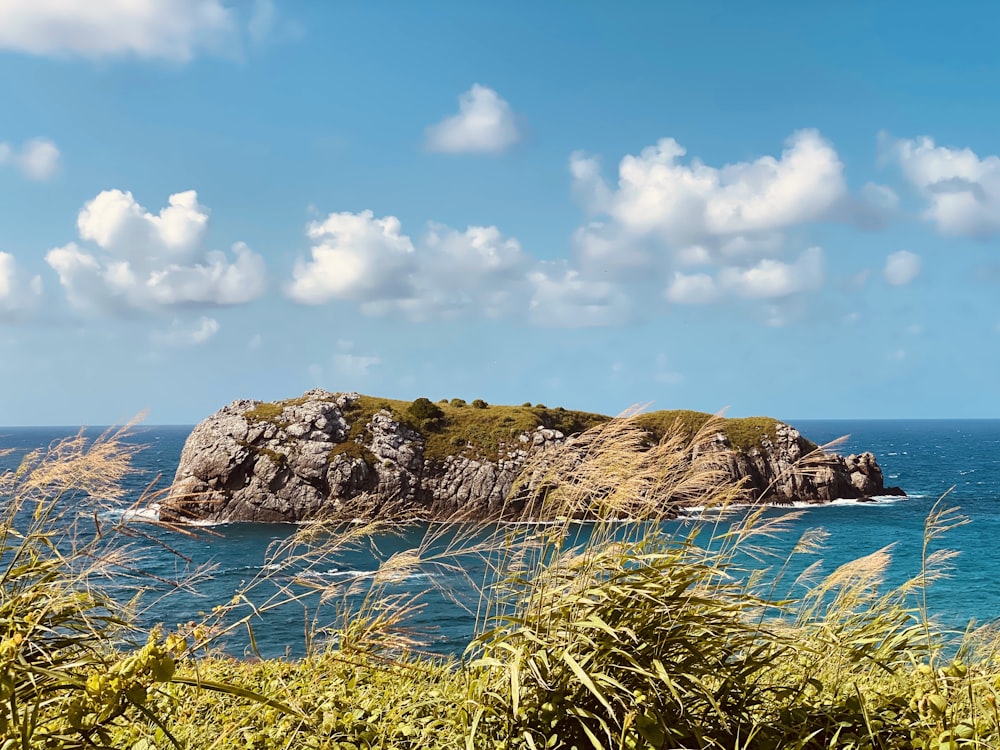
<box><xmin>4</xmin><ymin>418</ymin><xmax>1000</xmax><ymax>749</ymax></box>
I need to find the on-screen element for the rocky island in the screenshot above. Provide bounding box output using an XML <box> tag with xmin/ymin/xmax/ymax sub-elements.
<box><xmin>160</xmin><ymin>389</ymin><xmax>904</xmax><ymax>524</ymax></box>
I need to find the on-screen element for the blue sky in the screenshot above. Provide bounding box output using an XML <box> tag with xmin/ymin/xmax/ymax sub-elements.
<box><xmin>1</xmin><ymin>0</ymin><xmax>999</xmax><ymax>425</ymax></box>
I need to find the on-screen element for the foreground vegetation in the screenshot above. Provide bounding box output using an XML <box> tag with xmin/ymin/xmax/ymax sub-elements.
<box><xmin>2</xmin><ymin>418</ymin><xmax>998</xmax><ymax>748</ymax></box>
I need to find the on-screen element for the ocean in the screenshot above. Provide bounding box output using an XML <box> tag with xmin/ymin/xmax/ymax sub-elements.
<box><xmin>2</xmin><ymin>420</ymin><xmax>999</xmax><ymax>658</ymax></box>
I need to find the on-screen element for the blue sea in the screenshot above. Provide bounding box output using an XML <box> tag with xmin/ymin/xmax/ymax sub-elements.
<box><xmin>2</xmin><ymin>420</ymin><xmax>999</xmax><ymax>658</ymax></box>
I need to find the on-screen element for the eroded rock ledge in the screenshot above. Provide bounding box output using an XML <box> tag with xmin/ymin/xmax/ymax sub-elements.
<box><xmin>160</xmin><ymin>390</ymin><xmax>904</xmax><ymax>524</ymax></box>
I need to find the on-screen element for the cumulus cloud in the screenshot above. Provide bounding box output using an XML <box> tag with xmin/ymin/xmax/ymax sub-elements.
<box><xmin>526</xmin><ymin>265</ymin><xmax>632</xmax><ymax>327</ymax></box>
<box><xmin>884</xmin><ymin>250</ymin><xmax>921</xmax><ymax>286</ymax></box>
<box><xmin>885</xmin><ymin>135</ymin><xmax>1000</xmax><ymax>237</ymax></box>
<box><xmin>425</xmin><ymin>84</ymin><xmax>521</xmax><ymax>154</ymax></box>
<box><xmin>563</xmin><ymin>130</ymin><xmax>863</xmax><ymax>321</ymax></box>
<box><xmin>287</xmin><ymin>211</ymin><xmax>416</xmax><ymax>305</ymax></box>
<box><xmin>45</xmin><ymin>189</ymin><xmax>266</xmax><ymax>314</ymax></box>
<box><xmin>0</xmin><ymin>137</ymin><xmax>60</xmax><ymax>181</ymax></box>
<box><xmin>571</xmin><ymin>221</ymin><xmax>661</xmax><ymax>280</ymax></box>
<box><xmin>718</xmin><ymin>247</ymin><xmax>824</xmax><ymax>299</ymax></box>
<box><xmin>152</xmin><ymin>316</ymin><xmax>220</xmax><ymax>347</ymax></box>
<box><xmin>288</xmin><ymin>210</ymin><xmax>535</xmax><ymax>320</ymax></box>
<box><xmin>0</xmin><ymin>252</ymin><xmax>43</xmax><ymax>316</ymax></box>
<box><xmin>78</xmin><ymin>189</ymin><xmax>209</xmax><ymax>263</ymax></box>
<box><xmin>666</xmin><ymin>248</ymin><xmax>824</xmax><ymax>304</ymax></box>
<box><xmin>0</xmin><ymin>0</ymin><xmax>236</xmax><ymax>61</ymax></box>
<box><xmin>575</xmin><ymin>129</ymin><xmax>846</xmax><ymax>245</ymax></box>
<box><xmin>289</xmin><ymin>132</ymin><xmax>856</xmax><ymax>326</ymax></box>
<box><xmin>665</xmin><ymin>271</ymin><xmax>718</xmax><ymax>304</ymax></box>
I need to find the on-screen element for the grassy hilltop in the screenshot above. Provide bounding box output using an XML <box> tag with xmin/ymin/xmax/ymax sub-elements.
<box><xmin>243</xmin><ymin>391</ymin><xmax>805</xmax><ymax>462</ymax></box>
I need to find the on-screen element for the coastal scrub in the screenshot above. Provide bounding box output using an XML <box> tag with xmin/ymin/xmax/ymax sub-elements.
<box><xmin>3</xmin><ymin>416</ymin><xmax>998</xmax><ymax>749</ymax></box>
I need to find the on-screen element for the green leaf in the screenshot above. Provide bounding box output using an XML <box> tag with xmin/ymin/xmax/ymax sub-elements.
<box><xmin>561</xmin><ymin>650</ymin><xmax>613</xmax><ymax>716</ymax></box>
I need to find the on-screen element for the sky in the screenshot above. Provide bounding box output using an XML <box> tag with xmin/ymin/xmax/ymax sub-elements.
<box><xmin>1</xmin><ymin>0</ymin><xmax>999</xmax><ymax>425</ymax></box>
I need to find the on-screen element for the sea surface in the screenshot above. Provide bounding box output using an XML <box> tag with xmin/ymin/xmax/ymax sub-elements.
<box><xmin>1</xmin><ymin>420</ymin><xmax>999</xmax><ymax>658</ymax></box>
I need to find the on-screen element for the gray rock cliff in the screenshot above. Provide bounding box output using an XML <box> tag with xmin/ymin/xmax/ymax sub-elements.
<box><xmin>160</xmin><ymin>390</ymin><xmax>903</xmax><ymax>524</ymax></box>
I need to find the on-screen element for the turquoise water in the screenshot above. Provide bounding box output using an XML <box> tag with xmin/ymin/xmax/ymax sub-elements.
<box><xmin>2</xmin><ymin>420</ymin><xmax>999</xmax><ymax>658</ymax></box>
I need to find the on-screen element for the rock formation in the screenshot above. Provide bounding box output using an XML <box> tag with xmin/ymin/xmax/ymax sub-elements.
<box><xmin>160</xmin><ymin>389</ymin><xmax>904</xmax><ymax>524</ymax></box>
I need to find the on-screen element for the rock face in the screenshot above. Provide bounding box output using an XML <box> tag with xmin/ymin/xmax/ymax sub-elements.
<box><xmin>711</xmin><ymin>424</ymin><xmax>903</xmax><ymax>506</ymax></box>
<box><xmin>161</xmin><ymin>390</ymin><xmax>904</xmax><ymax>524</ymax></box>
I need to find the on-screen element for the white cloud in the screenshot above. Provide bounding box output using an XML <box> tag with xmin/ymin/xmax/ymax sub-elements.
<box><xmin>569</xmin><ymin>152</ymin><xmax>613</xmax><ymax>213</ymax></box>
<box><xmin>288</xmin><ymin>210</ymin><xmax>533</xmax><ymax>320</ymax></box>
<box><xmin>78</xmin><ymin>189</ymin><xmax>209</xmax><ymax>263</ymax></box>
<box><xmin>410</xmin><ymin>223</ymin><xmax>530</xmax><ymax>318</ymax></box>
<box><xmin>425</xmin><ymin>84</ymin><xmax>521</xmax><ymax>154</ymax></box>
<box><xmin>578</xmin><ymin>129</ymin><xmax>846</xmax><ymax>245</ymax></box>
<box><xmin>153</xmin><ymin>316</ymin><xmax>220</xmax><ymax>347</ymax></box>
<box><xmin>527</xmin><ymin>265</ymin><xmax>632</xmax><ymax>327</ymax></box>
<box><xmin>288</xmin><ymin>208</ymin><xmax>633</xmax><ymax>326</ymax></box>
<box><xmin>332</xmin><ymin>353</ymin><xmax>382</xmax><ymax>377</ymax></box>
<box><xmin>884</xmin><ymin>250</ymin><xmax>921</xmax><ymax>286</ymax></box>
<box><xmin>717</xmin><ymin>247</ymin><xmax>824</xmax><ymax>299</ymax></box>
<box><xmin>885</xmin><ymin>135</ymin><xmax>1000</xmax><ymax>237</ymax></box>
<box><xmin>0</xmin><ymin>0</ymin><xmax>236</xmax><ymax>61</ymax></box>
<box><xmin>291</xmin><ymin>132</ymin><xmax>853</xmax><ymax>326</ymax></box>
<box><xmin>46</xmin><ymin>189</ymin><xmax>266</xmax><ymax>314</ymax></box>
<box><xmin>0</xmin><ymin>252</ymin><xmax>43</xmax><ymax>316</ymax></box>
<box><xmin>0</xmin><ymin>137</ymin><xmax>61</xmax><ymax>181</ymax></box>
<box><xmin>571</xmin><ymin>221</ymin><xmax>660</xmax><ymax>279</ymax></box>
<box><xmin>666</xmin><ymin>247</ymin><xmax>824</xmax><ymax>305</ymax></box>
<box><xmin>287</xmin><ymin>210</ymin><xmax>416</xmax><ymax>305</ymax></box>
<box><xmin>567</xmin><ymin>131</ymin><xmax>844</xmax><ymax>315</ymax></box>
<box><xmin>17</xmin><ymin>138</ymin><xmax>60</xmax><ymax>180</ymax></box>
<box><xmin>665</xmin><ymin>271</ymin><xmax>718</xmax><ymax>304</ymax></box>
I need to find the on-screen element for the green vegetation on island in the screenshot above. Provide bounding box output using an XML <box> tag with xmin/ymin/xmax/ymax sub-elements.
<box><xmin>0</xmin><ymin>418</ymin><xmax>977</xmax><ymax>749</ymax></box>
<box><xmin>245</xmin><ymin>391</ymin><xmax>807</xmax><ymax>464</ymax></box>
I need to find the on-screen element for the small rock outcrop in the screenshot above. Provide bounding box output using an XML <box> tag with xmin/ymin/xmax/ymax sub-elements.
<box><xmin>160</xmin><ymin>390</ymin><xmax>904</xmax><ymax>524</ymax></box>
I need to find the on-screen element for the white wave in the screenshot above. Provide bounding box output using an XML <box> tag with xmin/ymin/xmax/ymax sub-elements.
<box><xmin>186</xmin><ymin>518</ymin><xmax>224</xmax><ymax>527</ymax></box>
<box><xmin>824</xmin><ymin>495</ymin><xmax>906</xmax><ymax>506</ymax></box>
<box><xmin>298</xmin><ymin>568</ymin><xmax>430</xmax><ymax>581</ymax></box>
<box><xmin>101</xmin><ymin>503</ymin><xmax>161</xmax><ymax>523</ymax></box>
<box><xmin>299</xmin><ymin>568</ymin><xmax>370</xmax><ymax>580</ymax></box>
<box><xmin>121</xmin><ymin>506</ymin><xmax>162</xmax><ymax>523</ymax></box>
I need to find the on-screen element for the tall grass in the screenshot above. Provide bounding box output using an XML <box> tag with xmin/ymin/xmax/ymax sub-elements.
<box><xmin>5</xmin><ymin>416</ymin><xmax>1000</xmax><ymax>749</ymax></box>
<box><xmin>0</xmin><ymin>427</ymin><xmax>189</xmax><ymax>748</ymax></box>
